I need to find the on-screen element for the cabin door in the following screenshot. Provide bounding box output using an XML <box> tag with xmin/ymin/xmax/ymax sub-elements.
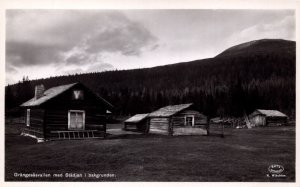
<box><xmin>68</xmin><ymin>110</ymin><xmax>85</xmax><ymax>130</ymax></box>
<box><xmin>185</xmin><ymin>115</ymin><xmax>194</xmax><ymax>126</ymax></box>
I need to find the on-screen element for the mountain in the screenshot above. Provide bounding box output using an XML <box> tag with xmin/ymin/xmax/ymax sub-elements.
<box><xmin>5</xmin><ymin>39</ymin><xmax>296</xmax><ymax>118</ymax></box>
<box><xmin>216</xmin><ymin>39</ymin><xmax>295</xmax><ymax>58</ymax></box>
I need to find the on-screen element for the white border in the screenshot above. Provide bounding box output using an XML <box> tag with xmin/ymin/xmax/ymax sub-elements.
<box><xmin>0</xmin><ymin>0</ymin><xmax>299</xmax><ymax>187</ymax></box>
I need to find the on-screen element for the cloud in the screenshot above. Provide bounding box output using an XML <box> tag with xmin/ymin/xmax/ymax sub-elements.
<box><xmin>223</xmin><ymin>14</ymin><xmax>295</xmax><ymax>50</ymax></box>
<box><xmin>238</xmin><ymin>15</ymin><xmax>294</xmax><ymax>41</ymax></box>
<box><xmin>5</xmin><ymin>63</ymin><xmax>17</xmax><ymax>73</ymax></box>
<box><xmin>85</xmin><ymin>63</ymin><xmax>114</xmax><ymax>72</ymax></box>
<box><xmin>6</xmin><ymin>10</ymin><xmax>159</xmax><ymax>69</ymax></box>
<box><xmin>62</xmin><ymin>62</ymin><xmax>114</xmax><ymax>75</ymax></box>
<box><xmin>85</xmin><ymin>22</ymin><xmax>157</xmax><ymax>56</ymax></box>
<box><xmin>6</xmin><ymin>41</ymin><xmax>64</xmax><ymax>66</ymax></box>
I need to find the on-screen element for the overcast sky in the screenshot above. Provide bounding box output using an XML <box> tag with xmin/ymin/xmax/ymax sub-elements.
<box><xmin>6</xmin><ymin>9</ymin><xmax>295</xmax><ymax>84</ymax></box>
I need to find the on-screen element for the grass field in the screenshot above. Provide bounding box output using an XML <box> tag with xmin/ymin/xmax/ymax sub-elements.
<box><xmin>5</xmin><ymin>122</ymin><xmax>295</xmax><ymax>182</ymax></box>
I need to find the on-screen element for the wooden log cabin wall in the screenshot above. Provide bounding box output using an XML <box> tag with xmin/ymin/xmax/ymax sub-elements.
<box><xmin>149</xmin><ymin>117</ymin><xmax>170</xmax><ymax>135</ymax></box>
<box><xmin>23</xmin><ymin>108</ymin><xmax>45</xmax><ymax>139</ymax></box>
<box><xmin>172</xmin><ymin>109</ymin><xmax>208</xmax><ymax>135</ymax></box>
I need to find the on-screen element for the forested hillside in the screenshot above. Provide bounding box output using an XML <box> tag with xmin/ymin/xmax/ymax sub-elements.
<box><xmin>5</xmin><ymin>39</ymin><xmax>295</xmax><ymax>118</ymax></box>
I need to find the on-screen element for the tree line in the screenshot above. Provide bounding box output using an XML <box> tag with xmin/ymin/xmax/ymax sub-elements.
<box><xmin>5</xmin><ymin>41</ymin><xmax>295</xmax><ymax>118</ymax></box>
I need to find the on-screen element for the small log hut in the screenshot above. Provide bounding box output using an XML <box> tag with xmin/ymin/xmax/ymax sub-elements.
<box><xmin>147</xmin><ymin>103</ymin><xmax>208</xmax><ymax>135</ymax></box>
<box><xmin>249</xmin><ymin>109</ymin><xmax>288</xmax><ymax>126</ymax></box>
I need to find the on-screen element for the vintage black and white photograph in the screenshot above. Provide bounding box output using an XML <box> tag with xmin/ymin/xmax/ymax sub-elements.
<box><xmin>4</xmin><ymin>7</ymin><xmax>296</xmax><ymax>182</ymax></box>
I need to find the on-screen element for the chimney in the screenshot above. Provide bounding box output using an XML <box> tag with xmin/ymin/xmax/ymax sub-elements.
<box><xmin>35</xmin><ymin>84</ymin><xmax>45</xmax><ymax>100</ymax></box>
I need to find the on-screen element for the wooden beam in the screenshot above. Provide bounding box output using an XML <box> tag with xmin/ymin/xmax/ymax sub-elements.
<box><xmin>221</xmin><ymin>123</ymin><xmax>225</xmax><ymax>138</ymax></box>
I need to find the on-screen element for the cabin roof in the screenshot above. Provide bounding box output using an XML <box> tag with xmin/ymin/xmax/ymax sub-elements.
<box><xmin>21</xmin><ymin>82</ymin><xmax>113</xmax><ymax>108</ymax></box>
<box><xmin>21</xmin><ymin>83</ymin><xmax>76</xmax><ymax>107</ymax></box>
<box><xmin>148</xmin><ymin>103</ymin><xmax>193</xmax><ymax>117</ymax></box>
<box><xmin>124</xmin><ymin>113</ymin><xmax>149</xmax><ymax>123</ymax></box>
<box><xmin>255</xmin><ymin>109</ymin><xmax>287</xmax><ymax>117</ymax></box>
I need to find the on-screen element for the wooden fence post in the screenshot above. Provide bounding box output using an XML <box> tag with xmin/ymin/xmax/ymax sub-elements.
<box><xmin>221</xmin><ymin>123</ymin><xmax>225</xmax><ymax>138</ymax></box>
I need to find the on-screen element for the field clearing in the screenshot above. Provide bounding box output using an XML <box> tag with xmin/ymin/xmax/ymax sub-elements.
<box><xmin>5</xmin><ymin>122</ymin><xmax>295</xmax><ymax>182</ymax></box>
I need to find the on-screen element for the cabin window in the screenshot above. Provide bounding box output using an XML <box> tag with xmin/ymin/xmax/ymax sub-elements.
<box><xmin>72</xmin><ymin>90</ymin><xmax>84</xmax><ymax>100</ymax></box>
<box><xmin>185</xmin><ymin>115</ymin><xmax>194</xmax><ymax>126</ymax></box>
<box><xmin>26</xmin><ymin>109</ymin><xmax>30</xmax><ymax>126</ymax></box>
<box><xmin>68</xmin><ymin>110</ymin><xmax>85</xmax><ymax>130</ymax></box>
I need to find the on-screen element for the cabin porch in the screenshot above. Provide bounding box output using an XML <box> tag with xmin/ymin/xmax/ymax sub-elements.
<box><xmin>21</xmin><ymin>126</ymin><xmax>45</xmax><ymax>142</ymax></box>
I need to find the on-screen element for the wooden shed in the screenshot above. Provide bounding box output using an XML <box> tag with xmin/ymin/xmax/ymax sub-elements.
<box><xmin>249</xmin><ymin>109</ymin><xmax>288</xmax><ymax>127</ymax></box>
<box><xmin>148</xmin><ymin>103</ymin><xmax>208</xmax><ymax>135</ymax></box>
<box><xmin>124</xmin><ymin>113</ymin><xmax>149</xmax><ymax>133</ymax></box>
<box><xmin>20</xmin><ymin>82</ymin><xmax>113</xmax><ymax>141</ymax></box>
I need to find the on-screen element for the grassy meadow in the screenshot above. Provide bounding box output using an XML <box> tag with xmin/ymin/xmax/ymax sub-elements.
<box><xmin>5</xmin><ymin>121</ymin><xmax>295</xmax><ymax>182</ymax></box>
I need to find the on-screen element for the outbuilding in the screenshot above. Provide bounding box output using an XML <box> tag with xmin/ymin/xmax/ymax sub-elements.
<box><xmin>124</xmin><ymin>113</ymin><xmax>149</xmax><ymax>133</ymax></box>
<box><xmin>249</xmin><ymin>109</ymin><xmax>288</xmax><ymax>126</ymax></box>
<box><xmin>148</xmin><ymin>103</ymin><xmax>208</xmax><ymax>135</ymax></box>
<box><xmin>20</xmin><ymin>82</ymin><xmax>113</xmax><ymax>141</ymax></box>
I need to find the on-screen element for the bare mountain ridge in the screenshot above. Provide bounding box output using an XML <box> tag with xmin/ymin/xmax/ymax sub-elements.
<box><xmin>216</xmin><ymin>39</ymin><xmax>295</xmax><ymax>58</ymax></box>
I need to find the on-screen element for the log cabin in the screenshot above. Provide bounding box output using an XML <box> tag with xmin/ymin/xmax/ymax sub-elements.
<box><xmin>20</xmin><ymin>82</ymin><xmax>113</xmax><ymax>142</ymax></box>
<box><xmin>249</xmin><ymin>109</ymin><xmax>288</xmax><ymax>127</ymax></box>
<box><xmin>148</xmin><ymin>103</ymin><xmax>208</xmax><ymax>135</ymax></box>
<box><xmin>124</xmin><ymin>113</ymin><xmax>149</xmax><ymax>133</ymax></box>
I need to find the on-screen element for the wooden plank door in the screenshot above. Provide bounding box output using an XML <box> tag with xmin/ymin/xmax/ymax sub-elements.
<box><xmin>185</xmin><ymin>116</ymin><xmax>194</xmax><ymax>126</ymax></box>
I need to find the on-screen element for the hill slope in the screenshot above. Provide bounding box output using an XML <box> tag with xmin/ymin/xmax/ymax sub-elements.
<box><xmin>216</xmin><ymin>39</ymin><xmax>295</xmax><ymax>58</ymax></box>
<box><xmin>6</xmin><ymin>39</ymin><xmax>296</xmax><ymax>117</ymax></box>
